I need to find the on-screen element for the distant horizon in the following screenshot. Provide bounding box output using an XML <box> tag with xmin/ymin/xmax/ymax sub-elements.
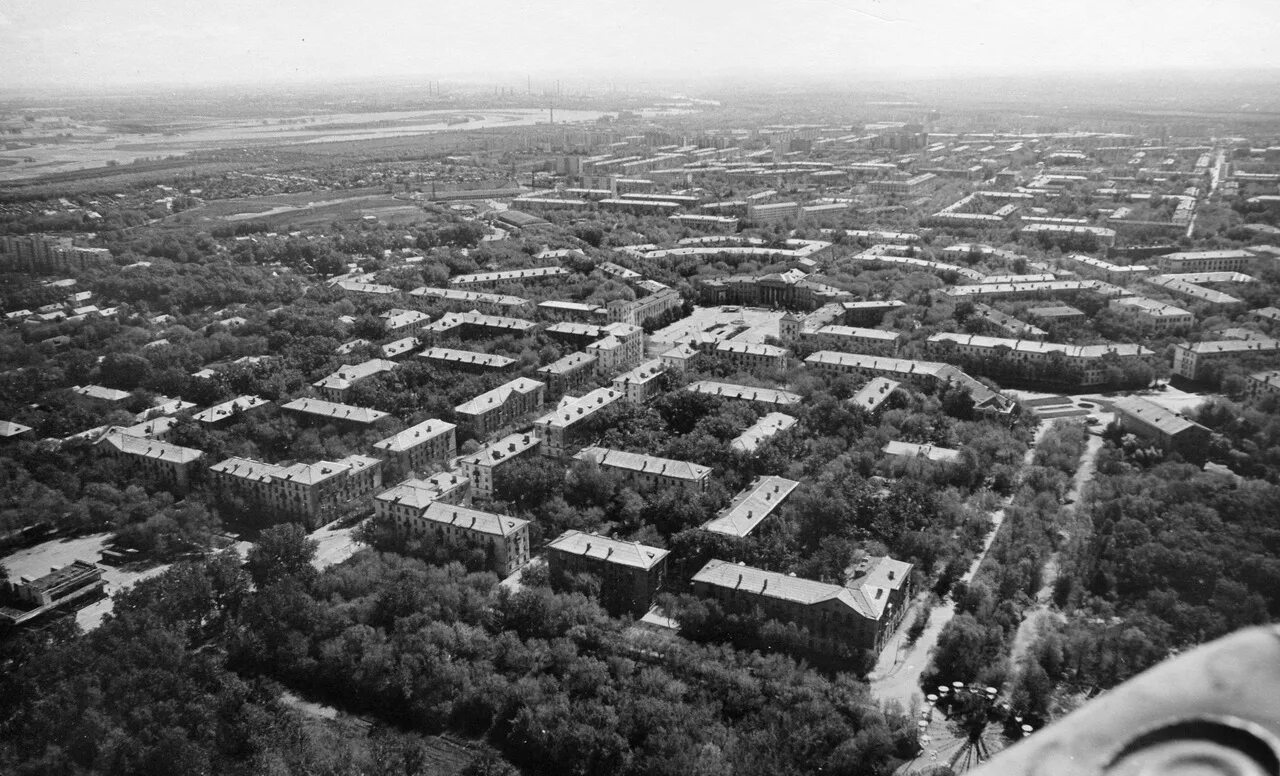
<box><xmin>4</xmin><ymin>0</ymin><xmax>1280</xmax><ymax>93</ymax></box>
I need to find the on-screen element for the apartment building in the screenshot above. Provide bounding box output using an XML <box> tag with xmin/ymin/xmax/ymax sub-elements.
<box><xmin>313</xmin><ymin>359</ymin><xmax>398</xmax><ymax>401</ymax></box>
<box><xmin>611</xmin><ymin>359</ymin><xmax>667</xmax><ymax>404</ymax></box>
<box><xmin>927</xmin><ymin>332</ymin><xmax>1153</xmax><ymax>387</ymax></box>
<box><xmin>686</xmin><ymin>380</ymin><xmax>802</xmax><ymax>408</ymax></box>
<box><xmin>374</xmin><ymin>472</ymin><xmax>472</xmax><ymax>521</ymax></box>
<box><xmin>701</xmin><ymin>476</ymin><xmax>799</xmax><ymax>538</ymax></box>
<box><xmin>841</xmin><ymin>299</ymin><xmax>907</xmax><ymax>326</ymax></box>
<box><xmin>587</xmin><ymin>322</ymin><xmax>645</xmax><ymax>377</ymax></box>
<box><xmin>546</xmin><ymin>529</ymin><xmax>669</xmax><ymax>616</ymax></box>
<box><xmin>605</xmin><ymin>287</ymin><xmax>684</xmax><ymax>327</ymax></box>
<box><xmin>1108</xmin><ymin>296</ymin><xmax>1194</xmax><ymax>330</ymax></box>
<box><xmin>281</xmin><ymin>397</ymin><xmax>390</xmax><ymax>426</ymax></box>
<box><xmin>420</xmin><ymin>311</ymin><xmax>537</xmax><ymax>343</ymax></box>
<box><xmin>371</xmin><ymin>419</ymin><xmax>458</xmax><ymax>479</ymax></box>
<box><xmin>419</xmin><ymin>347</ymin><xmax>516</xmax><ymax>372</ymax></box>
<box><xmin>691</xmin><ymin>554</ymin><xmax>912</xmax><ymax>656</ymax></box>
<box><xmin>409</xmin><ymin>286</ymin><xmax>533</xmax><ymax>315</ymax></box>
<box><xmin>796</xmin><ymin>324</ymin><xmax>902</xmax><ymax>355</ymax></box>
<box><xmin>574</xmin><ymin>447</ymin><xmax>711</xmax><ymax>492</ymax></box>
<box><xmin>714</xmin><ymin>341</ymin><xmax>789</xmax><ymax>373</ymax></box>
<box><xmin>392</xmin><ymin>501</ymin><xmax>530</xmax><ymax>578</ymax></box>
<box><xmin>537</xmin><ymin>300</ymin><xmax>608</xmax><ymax>323</ymax></box>
<box><xmin>454</xmin><ymin>378</ymin><xmax>546</xmax><ymax>439</ymax></box>
<box><xmin>849</xmin><ymin>377</ymin><xmax>901</xmax><ymax>415</ymax></box>
<box><xmin>191</xmin><ymin>395</ymin><xmax>271</xmax><ymax>425</ymax></box>
<box><xmin>1171</xmin><ymin>338</ymin><xmax>1280</xmax><ymax>380</ymax></box>
<box><xmin>458</xmin><ymin>432</ymin><xmax>541</xmax><ymax>500</ymax></box>
<box><xmin>379</xmin><ymin>308</ymin><xmax>431</xmax><ymax>333</ymax></box>
<box><xmin>803</xmin><ymin>351</ymin><xmax>1012</xmax><ymax>413</ymax></box>
<box><xmin>533</xmin><ymin>387</ymin><xmax>622</xmax><ymax>459</ymax></box>
<box><xmin>209</xmin><ymin>453</ymin><xmax>383</xmax><ymax>527</ymax></box>
<box><xmin>537</xmin><ymin>351</ymin><xmax>598</xmax><ymax>396</ymax></box>
<box><xmin>96</xmin><ymin>431</ymin><xmax>203</xmax><ymax>493</ymax></box>
<box><xmin>449</xmin><ymin>266</ymin><xmax>569</xmax><ymax>287</ymax></box>
<box><xmin>1247</xmin><ymin>370</ymin><xmax>1280</xmax><ymax>399</ymax></box>
<box><xmin>1158</xmin><ymin>249</ymin><xmax>1256</xmax><ymax>273</ymax></box>
<box><xmin>730</xmin><ymin>412</ymin><xmax>797</xmax><ymax>454</ymax></box>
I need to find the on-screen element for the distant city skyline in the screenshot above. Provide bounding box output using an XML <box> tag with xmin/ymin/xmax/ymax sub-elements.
<box><xmin>2</xmin><ymin>0</ymin><xmax>1280</xmax><ymax>90</ymax></box>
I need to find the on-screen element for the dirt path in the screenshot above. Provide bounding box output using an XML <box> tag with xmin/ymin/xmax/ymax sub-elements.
<box><xmin>1007</xmin><ymin>431</ymin><xmax>1103</xmax><ymax>667</ymax></box>
<box><xmin>870</xmin><ymin>424</ymin><xmax>1049</xmax><ymax>710</ymax></box>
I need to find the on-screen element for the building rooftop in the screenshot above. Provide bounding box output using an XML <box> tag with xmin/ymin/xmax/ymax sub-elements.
<box><xmin>450</xmin><ymin>266</ymin><xmax>569</xmax><ymax>285</ymax></box>
<box><xmin>850</xmin><ymin>377</ymin><xmax>901</xmax><ymax>413</ymax></box>
<box><xmin>455</xmin><ymin>378</ymin><xmax>545</xmax><ymax>416</ymax></box>
<box><xmin>460</xmin><ymin>432</ymin><xmax>541</xmax><ymax>467</ymax></box>
<box><xmin>375</xmin><ymin>472</ymin><xmax>469</xmax><ymax>509</ymax></box>
<box><xmin>929</xmin><ymin>332</ymin><xmax>1152</xmax><ymax>359</ymax></box>
<box><xmin>535</xmin><ymin>387</ymin><xmax>621</xmax><ymax>429</ymax></box>
<box><xmin>883</xmin><ymin>440</ymin><xmax>963</xmax><ymax>463</ymax></box>
<box><xmin>547</xmin><ymin>529</ymin><xmax>669</xmax><ymax>570</ymax></box>
<box><xmin>1111</xmin><ymin>396</ymin><xmax>1208</xmax><ymax>437</ymax></box>
<box><xmin>575</xmin><ymin>446</ymin><xmax>711</xmax><ymax>482</ymax></box>
<box><xmin>692</xmin><ymin>559</ymin><xmax>885</xmax><ymax>619</ymax></box>
<box><xmin>687</xmin><ymin>380</ymin><xmax>802</xmax><ymax>406</ymax></box>
<box><xmin>281</xmin><ymin>398</ymin><xmax>389</xmax><ymax>424</ymax></box>
<box><xmin>730</xmin><ymin>412</ymin><xmax>797</xmax><ymax>453</ymax></box>
<box><xmin>373</xmin><ymin>419</ymin><xmax>457</xmax><ymax>454</ymax></box>
<box><xmin>410</xmin><ymin>286</ymin><xmax>530</xmax><ymax>308</ymax></box>
<box><xmin>71</xmin><ymin>384</ymin><xmax>131</xmax><ymax>403</ymax></box>
<box><xmin>99</xmin><ymin>431</ymin><xmax>203</xmax><ymax>465</ymax></box>
<box><xmin>419</xmin><ymin>347</ymin><xmax>516</xmax><ymax>369</ymax></box>
<box><xmin>702</xmin><ymin>476</ymin><xmax>799</xmax><ymax>537</ymax></box>
<box><xmin>419</xmin><ymin>502</ymin><xmax>528</xmax><ymax>537</ymax></box>
<box><xmin>0</xmin><ymin>420</ymin><xmax>33</xmax><ymax>438</ymax></box>
<box><xmin>422</xmin><ymin>310</ymin><xmax>536</xmax><ymax>336</ymax></box>
<box><xmin>191</xmin><ymin>395</ymin><xmax>271</xmax><ymax>424</ymax></box>
<box><xmin>538</xmin><ymin>351</ymin><xmax>598</xmax><ymax>375</ymax></box>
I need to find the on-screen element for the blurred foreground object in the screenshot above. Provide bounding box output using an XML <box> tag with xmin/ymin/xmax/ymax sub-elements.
<box><xmin>969</xmin><ymin>625</ymin><xmax>1280</xmax><ymax>776</ymax></box>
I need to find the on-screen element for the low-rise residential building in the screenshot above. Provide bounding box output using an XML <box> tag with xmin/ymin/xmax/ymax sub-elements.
<box><xmin>0</xmin><ymin>420</ymin><xmax>34</xmax><ymax>443</ymax></box>
<box><xmin>372</xmin><ymin>419</ymin><xmax>458</xmax><ymax>479</ymax></box>
<box><xmin>419</xmin><ymin>347</ymin><xmax>516</xmax><ymax>372</ymax></box>
<box><xmin>730</xmin><ymin>412</ymin><xmax>797</xmax><ymax>453</ymax></box>
<box><xmin>454</xmin><ymin>378</ymin><xmax>546</xmax><ymax>439</ymax></box>
<box><xmin>849</xmin><ymin>377</ymin><xmax>900</xmax><ymax>414</ymax></box>
<box><xmin>611</xmin><ymin>359</ymin><xmax>667</xmax><ymax>404</ymax></box>
<box><xmin>660</xmin><ymin>342</ymin><xmax>702</xmax><ymax>371</ymax></box>
<box><xmin>380</xmin><ymin>308</ymin><xmax>431</xmax><ymax>333</ymax></box>
<box><xmin>587</xmin><ymin>322</ymin><xmax>645</xmax><ymax>376</ymax></box>
<box><xmin>701</xmin><ymin>476</ymin><xmax>799</xmax><ymax>537</ymax></box>
<box><xmin>71</xmin><ymin>384</ymin><xmax>131</xmax><ymax>405</ymax></box>
<box><xmin>191</xmin><ymin>395</ymin><xmax>271</xmax><ymax>425</ymax></box>
<box><xmin>374</xmin><ymin>473</ymin><xmax>472</xmax><ymax>521</ymax></box>
<box><xmin>533</xmin><ymin>387</ymin><xmax>622</xmax><ymax>459</ymax></box>
<box><xmin>575</xmin><ymin>446</ymin><xmax>711</xmax><ymax>491</ymax></box>
<box><xmin>312</xmin><ymin>359</ymin><xmax>398</xmax><ymax>401</ymax></box>
<box><xmin>1247</xmin><ymin>370</ymin><xmax>1280</xmax><ymax>399</ymax></box>
<box><xmin>926</xmin><ymin>332</ymin><xmax>1153</xmax><ymax>387</ymax></box>
<box><xmin>459</xmin><ymin>432</ymin><xmax>541</xmax><ymax>500</ymax></box>
<box><xmin>391</xmin><ymin>501</ymin><xmax>530</xmax><ymax>577</ymax></box>
<box><xmin>546</xmin><ymin>529</ymin><xmax>669</xmax><ymax>615</ymax></box>
<box><xmin>804</xmin><ymin>351</ymin><xmax>1012</xmax><ymax>413</ymax></box>
<box><xmin>691</xmin><ymin>555</ymin><xmax>913</xmax><ymax>656</ymax></box>
<box><xmin>969</xmin><ymin>304</ymin><xmax>1047</xmax><ymax>339</ymax></box>
<box><xmin>796</xmin><ymin>324</ymin><xmax>902</xmax><ymax>355</ymax></box>
<box><xmin>687</xmin><ymin>380</ymin><xmax>802</xmax><ymax>408</ymax></box>
<box><xmin>1108</xmin><ymin>296</ymin><xmax>1195</xmax><ymax>330</ymax></box>
<box><xmin>841</xmin><ymin>299</ymin><xmax>907</xmax><ymax>326</ymax></box>
<box><xmin>96</xmin><ymin>431</ymin><xmax>203</xmax><ymax>492</ymax></box>
<box><xmin>421</xmin><ymin>310</ymin><xmax>537</xmax><ymax>343</ymax></box>
<box><xmin>537</xmin><ymin>351</ymin><xmax>598</xmax><ymax>395</ymax></box>
<box><xmin>1144</xmin><ymin>276</ymin><xmax>1244</xmax><ymax>308</ymax></box>
<box><xmin>409</xmin><ymin>286</ymin><xmax>532</xmax><ymax>315</ymax></box>
<box><xmin>605</xmin><ymin>287</ymin><xmax>684</xmax><ymax>328</ymax></box>
<box><xmin>450</xmin><ymin>266</ymin><xmax>569</xmax><ymax>287</ymax></box>
<box><xmin>281</xmin><ymin>397</ymin><xmax>389</xmax><ymax>426</ymax></box>
<box><xmin>1026</xmin><ymin>305</ymin><xmax>1086</xmax><ymax>325</ymax></box>
<box><xmin>537</xmin><ymin>300</ymin><xmax>608</xmax><ymax>323</ymax></box>
<box><xmin>1110</xmin><ymin>396</ymin><xmax>1212</xmax><ymax>463</ymax></box>
<box><xmin>1171</xmin><ymin>338</ymin><xmax>1280</xmax><ymax>380</ymax></box>
<box><xmin>210</xmin><ymin>454</ymin><xmax>383</xmax><ymax>528</ymax></box>
<box><xmin>714</xmin><ymin>341</ymin><xmax>789</xmax><ymax>373</ymax></box>
<box><xmin>1158</xmin><ymin>249</ymin><xmax>1256</xmax><ymax>273</ymax></box>
<box><xmin>381</xmin><ymin>336</ymin><xmax>421</xmax><ymax>360</ymax></box>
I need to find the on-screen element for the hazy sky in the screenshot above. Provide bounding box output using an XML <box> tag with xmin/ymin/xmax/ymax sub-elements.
<box><xmin>3</xmin><ymin>0</ymin><xmax>1279</xmax><ymax>89</ymax></box>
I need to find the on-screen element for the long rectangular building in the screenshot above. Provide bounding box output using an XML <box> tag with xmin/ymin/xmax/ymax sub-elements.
<box><xmin>409</xmin><ymin>286</ymin><xmax>532</xmax><ymax>315</ymax></box>
<box><xmin>546</xmin><ymin>529</ymin><xmax>669</xmax><ymax>615</ymax></box>
<box><xmin>459</xmin><ymin>432</ymin><xmax>541</xmax><ymax>500</ymax></box>
<box><xmin>454</xmin><ymin>378</ymin><xmax>546</xmax><ymax>439</ymax></box>
<box><xmin>575</xmin><ymin>446</ymin><xmax>711</xmax><ymax>491</ymax></box>
<box><xmin>533</xmin><ymin>387</ymin><xmax>622</xmax><ymax>459</ymax></box>
<box><xmin>210</xmin><ymin>454</ymin><xmax>383</xmax><ymax>528</ymax></box>
<box><xmin>701</xmin><ymin>476</ymin><xmax>799</xmax><ymax>537</ymax></box>
<box><xmin>372</xmin><ymin>419</ymin><xmax>457</xmax><ymax>479</ymax></box>
<box><xmin>927</xmin><ymin>332</ymin><xmax>1152</xmax><ymax>387</ymax></box>
<box><xmin>449</xmin><ymin>266</ymin><xmax>570</xmax><ymax>287</ymax></box>
<box><xmin>419</xmin><ymin>347</ymin><xmax>516</xmax><ymax>372</ymax></box>
<box><xmin>687</xmin><ymin>380</ymin><xmax>802</xmax><ymax>408</ymax></box>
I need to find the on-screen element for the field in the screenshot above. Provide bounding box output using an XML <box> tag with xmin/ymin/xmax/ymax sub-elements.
<box><xmin>164</xmin><ymin>189</ymin><xmax>426</xmax><ymax>229</ymax></box>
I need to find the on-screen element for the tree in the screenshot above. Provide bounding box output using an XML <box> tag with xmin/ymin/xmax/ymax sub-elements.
<box><xmin>246</xmin><ymin>523</ymin><xmax>318</xmax><ymax>587</ymax></box>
